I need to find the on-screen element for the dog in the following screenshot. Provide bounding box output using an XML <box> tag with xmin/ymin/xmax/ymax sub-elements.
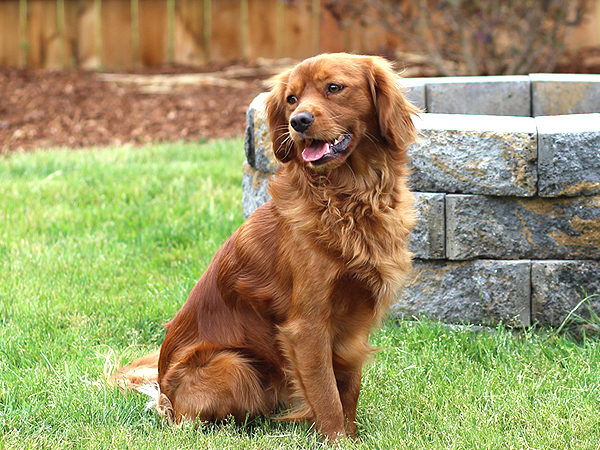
<box><xmin>113</xmin><ymin>53</ymin><xmax>419</xmax><ymax>441</ymax></box>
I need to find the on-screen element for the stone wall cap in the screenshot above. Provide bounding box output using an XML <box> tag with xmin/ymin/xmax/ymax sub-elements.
<box><xmin>402</xmin><ymin>75</ymin><xmax>530</xmax><ymax>85</ymax></box>
<box><xmin>398</xmin><ymin>78</ymin><xmax>427</xmax><ymax>88</ymax></box>
<box><xmin>249</xmin><ymin>92</ymin><xmax>269</xmax><ymax>109</ymax></box>
<box><xmin>535</xmin><ymin>113</ymin><xmax>600</xmax><ymax>133</ymax></box>
<box><xmin>415</xmin><ymin>113</ymin><xmax>536</xmax><ymax>134</ymax></box>
<box><xmin>529</xmin><ymin>73</ymin><xmax>600</xmax><ymax>83</ymax></box>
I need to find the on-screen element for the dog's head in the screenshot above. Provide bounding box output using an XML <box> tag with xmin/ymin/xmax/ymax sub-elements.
<box><xmin>265</xmin><ymin>53</ymin><xmax>419</xmax><ymax>171</ymax></box>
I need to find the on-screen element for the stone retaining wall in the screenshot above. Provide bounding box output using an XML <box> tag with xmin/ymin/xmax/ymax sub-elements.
<box><xmin>242</xmin><ymin>74</ymin><xmax>600</xmax><ymax>327</ymax></box>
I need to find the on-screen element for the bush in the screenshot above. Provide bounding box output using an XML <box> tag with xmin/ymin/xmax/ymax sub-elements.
<box><xmin>324</xmin><ymin>0</ymin><xmax>590</xmax><ymax>75</ymax></box>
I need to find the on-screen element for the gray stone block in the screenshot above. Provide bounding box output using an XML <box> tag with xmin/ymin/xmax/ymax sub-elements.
<box><xmin>409</xmin><ymin>114</ymin><xmax>538</xmax><ymax>196</ymax></box>
<box><xmin>242</xmin><ymin>162</ymin><xmax>272</xmax><ymax>219</ymax></box>
<box><xmin>244</xmin><ymin>96</ymin><xmax>257</xmax><ymax>168</ymax></box>
<box><xmin>532</xmin><ymin>260</ymin><xmax>600</xmax><ymax>326</ymax></box>
<box><xmin>395</xmin><ymin>259</ymin><xmax>531</xmax><ymax>326</ymax></box>
<box><xmin>398</xmin><ymin>79</ymin><xmax>426</xmax><ymax>111</ymax></box>
<box><xmin>446</xmin><ymin>194</ymin><xmax>600</xmax><ymax>260</ymax></box>
<box><xmin>242</xmin><ymin>82</ymin><xmax>600</xmax><ymax>328</ymax></box>
<box><xmin>421</xmin><ymin>75</ymin><xmax>531</xmax><ymax>116</ymax></box>
<box><xmin>244</xmin><ymin>93</ymin><xmax>280</xmax><ymax>174</ymax></box>
<box><xmin>530</xmin><ymin>74</ymin><xmax>600</xmax><ymax>116</ymax></box>
<box><xmin>536</xmin><ymin>114</ymin><xmax>600</xmax><ymax>197</ymax></box>
<box><xmin>411</xmin><ymin>192</ymin><xmax>445</xmax><ymax>259</ymax></box>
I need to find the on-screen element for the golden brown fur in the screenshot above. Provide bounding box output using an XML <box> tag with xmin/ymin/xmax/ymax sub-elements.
<box><xmin>113</xmin><ymin>53</ymin><xmax>419</xmax><ymax>441</ymax></box>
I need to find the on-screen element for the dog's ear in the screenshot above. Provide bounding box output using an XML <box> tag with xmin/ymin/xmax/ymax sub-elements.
<box><xmin>265</xmin><ymin>69</ymin><xmax>294</xmax><ymax>163</ymax></box>
<box><xmin>366</xmin><ymin>57</ymin><xmax>420</xmax><ymax>151</ymax></box>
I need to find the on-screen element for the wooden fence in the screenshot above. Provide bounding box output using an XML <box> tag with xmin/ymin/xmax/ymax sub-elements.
<box><xmin>0</xmin><ymin>0</ymin><xmax>400</xmax><ymax>69</ymax></box>
<box><xmin>0</xmin><ymin>0</ymin><xmax>599</xmax><ymax>70</ymax></box>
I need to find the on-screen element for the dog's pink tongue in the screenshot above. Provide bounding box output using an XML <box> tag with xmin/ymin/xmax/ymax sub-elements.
<box><xmin>302</xmin><ymin>142</ymin><xmax>329</xmax><ymax>162</ymax></box>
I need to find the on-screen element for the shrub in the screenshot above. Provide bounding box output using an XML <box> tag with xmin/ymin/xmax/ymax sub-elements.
<box><xmin>324</xmin><ymin>0</ymin><xmax>590</xmax><ymax>75</ymax></box>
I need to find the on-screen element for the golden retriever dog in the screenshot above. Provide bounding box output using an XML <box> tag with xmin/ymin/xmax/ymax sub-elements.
<box><xmin>113</xmin><ymin>53</ymin><xmax>418</xmax><ymax>441</ymax></box>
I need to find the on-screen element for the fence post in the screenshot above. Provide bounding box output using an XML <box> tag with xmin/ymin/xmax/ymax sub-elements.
<box><xmin>95</xmin><ymin>0</ymin><xmax>102</xmax><ymax>68</ymax></box>
<box><xmin>56</xmin><ymin>0</ymin><xmax>66</xmax><ymax>67</ymax></box>
<box><xmin>241</xmin><ymin>0</ymin><xmax>249</xmax><ymax>60</ymax></box>
<box><xmin>312</xmin><ymin>0</ymin><xmax>320</xmax><ymax>55</ymax></box>
<box><xmin>168</xmin><ymin>0</ymin><xmax>175</xmax><ymax>63</ymax></box>
<box><xmin>204</xmin><ymin>0</ymin><xmax>211</xmax><ymax>62</ymax></box>
<box><xmin>131</xmin><ymin>0</ymin><xmax>139</xmax><ymax>67</ymax></box>
<box><xmin>276</xmin><ymin>0</ymin><xmax>283</xmax><ymax>58</ymax></box>
<box><xmin>596</xmin><ymin>0</ymin><xmax>600</xmax><ymax>45</ymax></box>
<box><xmin>19</xmin><ymin>0</ymin><xmax>27</xmax><ymax>66</ymax></box>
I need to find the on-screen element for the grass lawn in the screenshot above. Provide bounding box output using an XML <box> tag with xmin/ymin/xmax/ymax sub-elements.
<box><xmin>1</xmin><ymin>140</ymin><xmax>599</xmax><ymax>449</ymax></box>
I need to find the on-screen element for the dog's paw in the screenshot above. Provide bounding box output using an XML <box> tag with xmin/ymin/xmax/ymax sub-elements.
<box><xmin>157</xmin><ymin>392</ymin><xmax>176</xmax><ymax>424</ymax></box>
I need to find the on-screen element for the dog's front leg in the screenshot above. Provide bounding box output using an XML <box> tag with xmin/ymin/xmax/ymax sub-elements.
<box><xmin>279</xmin><ymin>319</ymin><xmax>346</xmax><ymax>441</ymax></box>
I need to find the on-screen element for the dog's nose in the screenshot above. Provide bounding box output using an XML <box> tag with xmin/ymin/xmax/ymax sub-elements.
<box><xmin>290</xmin><ymin>112</ymin><xmax>314</xmax><ymax>133</ymax></box>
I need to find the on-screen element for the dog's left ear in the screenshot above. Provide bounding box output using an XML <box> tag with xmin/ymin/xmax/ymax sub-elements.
<box><xmin>265</xmin><ymin>69</ymin><xmax>294</xmax><ymax>163</ymax></box>
<box><xmin>366</xmin><ymin>57</ymin><xmax>420</xmax><ymax>151</ymax></box>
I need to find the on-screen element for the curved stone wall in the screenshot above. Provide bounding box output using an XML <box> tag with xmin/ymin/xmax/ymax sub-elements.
<box><xmin>242</xmin><ymin>74</ymin><xmax>600</xmax><ymax>327</ymax></box>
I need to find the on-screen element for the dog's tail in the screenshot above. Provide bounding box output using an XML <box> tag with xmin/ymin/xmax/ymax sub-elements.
<box><xmin>108</xmin><ymin>349</ymin><xmax>176</xmax><ymax>421</ymax></box>
<box><xmin>109</xmin><ymin>349</ymin><xmax>160</xmax><ymax>391</ymax></box>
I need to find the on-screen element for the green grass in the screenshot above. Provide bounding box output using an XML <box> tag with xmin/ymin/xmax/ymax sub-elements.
<box><xmin>1</xmin><ymin>140</ymin><xmax>599</xmax><ymax>449</ymax></box>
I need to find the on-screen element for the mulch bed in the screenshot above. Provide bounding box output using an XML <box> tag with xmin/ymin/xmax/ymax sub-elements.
<box><xmin>0</xmin><ymin>63</ymin><xmax>268</xmax><ymax>153</ymax></box>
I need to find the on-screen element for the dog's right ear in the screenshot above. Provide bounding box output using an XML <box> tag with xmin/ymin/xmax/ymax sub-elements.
<box><xmin>265</xmin><ymin>69</ymin><xmax>294</xmax><ymax>163</ymax></box>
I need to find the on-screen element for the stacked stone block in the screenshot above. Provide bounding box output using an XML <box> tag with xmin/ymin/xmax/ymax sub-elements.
<box><xmin>242</xmin><ymin>74</ymin><xmax>600</xmax><ymax>327</ymax></box>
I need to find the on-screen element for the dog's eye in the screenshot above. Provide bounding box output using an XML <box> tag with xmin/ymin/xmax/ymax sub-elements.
<box><xmin>327</xmin><ymin>83</ymin><xmax>344</xmax><ymax>94</ymax></box>
<box><xmin>286</xmin><ymin>95</ymin><xmax>298</xmax><ymax>105</ymax></box>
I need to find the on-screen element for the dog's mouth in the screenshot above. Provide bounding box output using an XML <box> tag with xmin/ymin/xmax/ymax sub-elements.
<box><xmin>301</xmin><ymin>133</ymin><xmax>352</xmax><ymax>165</ymax></box>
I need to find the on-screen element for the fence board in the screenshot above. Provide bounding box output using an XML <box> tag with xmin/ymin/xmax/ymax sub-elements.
<box><xmin>319</xmin><ymin>4</ymin><xmax>344</xmax><ymax>54</ymax></box>
<box><xmin>211</xmin><ymin>0</ymin><xmax>243</xmax><ymax>62</ymax></box>
<box><xmin>101</xmin><ymin>0</ymin><xmax>132</xmax><ymax>68</ymax></box>
<box><xmin>240</xmin><ymin>0</ymin><xmax>249</xmax><ymax>59</ymax></box>
<box><xmin>247</xmin><ymin>0</ymin><xmax>278</xmax><ymax>60</ymax></box>
<box><xmin>167</xmin><ymin>0</ymin><xmax>174</xmax><ymax>61</ymax></box>
<box><xmin>174</xmin><ymin>0</ymin><xmax>206</xmax><ymax>66</ymax></box>
<box><xmin>63</xmin><ymin>0</ymin><xmax>80</xmax><ymax>68</ymax></box>
<box><xmin>75</xmin><ymin>0</ymin><xmax>98</xmax><ymax>68</ymax></box>
<box><xmin>0</xmin><ymin>0</ymin><xmax>21</xmax><ymax>66</ymax></box>
<box><xmin>0</xmin><ymin>0</ymin><xmax>598</xmax><ymax>70</ymax></box>
<box><xmin>26</xmin><ymin>1</ymin><xmax>59</xmax><ymax>69</ymax></box>
<box><xmin>282</xmin><ymin>0</ymin><xmax>314</xmax><ymax>60</ymax></box>
<box><xmin>139</xmin><ymin>0</ymin><xmax>168</xmax><ymax>66</ymax></box>
<box><xmin>131</xmin><ymin>0</ymin><xmax>139</xmax><ymax>64</ymax></box>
